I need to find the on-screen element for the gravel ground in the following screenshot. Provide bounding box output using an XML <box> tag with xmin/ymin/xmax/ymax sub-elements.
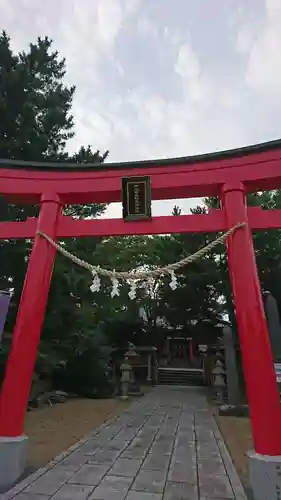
<box><xmin>24</xmin><ymin>398</ymin><xmax>131</xmax><ymax>470</ymax></box>
<box><xmin>216</xmin><ymin>414</ymin><xmax>253</xmax><ymax>489</ymax></box>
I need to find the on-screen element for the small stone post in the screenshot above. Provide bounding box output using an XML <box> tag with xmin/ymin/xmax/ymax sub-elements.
<box><xmin>223</xmin><ymin>326</ymin><xmax>240</xmax><ymax>405</ymax></box>
<box><xmin>147</xmin><ymin>353</ymin><xmax>152</xmax><ymax>382</ymax></box>
<box><xmin>152</xmin><ymin>347</ymin><xmax>158</xmax><ymax>385</ymax></box>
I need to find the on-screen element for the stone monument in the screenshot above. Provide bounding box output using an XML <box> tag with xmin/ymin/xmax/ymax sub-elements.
<box><xmin>264</xmin><ymin>291</ymin><xmax>281</xmax><ymax>362</ymax></box>
<box><xmin>223</xmin><ymin>326</ymin><xmax>240</xmax><ymax>406</ymax></box>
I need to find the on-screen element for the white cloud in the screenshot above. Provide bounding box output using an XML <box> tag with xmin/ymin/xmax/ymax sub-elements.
<box><xmin>241</xmin><ymin>0</ymin><xmax>281</xmax><ymax>93</ymax></box>
<box><xmin>236</xmin><ymin>24</ymin><xmax>257</xmax><ymax>54</ymax></box>
<box><xmin>95</xmin><ymin>0</ymin><xmax>124</xmax><ymax>50</ymax></box>
<box><xmin>175</xmin><ymin>43</ymin><xmax>212</xmax><ymax>104</ymax></box>
<box><xmin>175</xmin><ymin>44</ymin><xmax>200</xmax><ymax>81</ymax></box>
<box><xmin>266</xmin><ymin>0</ymin><xmax>281</xmax><ymax>18</ymax></box>
<box><xmin>137</xmin><ymin>17</ymin><xmax>159</xmax><ymax>38</ymax></box>
<box><xmin>1</xmin><ymin>0</ymin><xmax>266</xmax><ymax>164</ymax></box>
<box><xmin>219</xmin><ymin>89</ymin><xmax>241</xmax><ymax>110</ymax></box>
<box><xmin>102</xmin><ymin>198</ymin><xmax>204</xmax><ymax>219</ymax></box>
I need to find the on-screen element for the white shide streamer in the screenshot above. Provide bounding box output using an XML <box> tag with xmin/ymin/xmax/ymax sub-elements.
<box><xmin>37</xmin><ymin>222</ymin><xmax>246</xmax><ymax>300</ymax></box>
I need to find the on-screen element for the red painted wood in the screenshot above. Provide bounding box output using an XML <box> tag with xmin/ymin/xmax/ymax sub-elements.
<box><xmin>1</xmin><ymin>142</ymin><xmax>281</xmax><ymax>455</ymax></box>
<box><xmin>57</xmin><ymin>210</ymin><xmax>226</xmax><ymax>237</ymax></box>
<box><xmin>222</xmin><ymin>183</ymin><xmax>281</xmax><ymax>455</ymax></box>
<box><xmin>247</xmin><ymin>206</ymin><xmax>281</xmax><ymax>230</ymax></box>
<box><xmin>0</xmin><ymin>194</ymin><xmax>62</xmax><ymax>437</ymax></box>
<box><xmin>1</xmin><ymin>146</ymin><xmax>281</xmax><ymax>204</ymax></box>
<box><xmin>2</xmin><ymin>207</ymin><xmax>281</xmax><ymax>240</ymax></box>
<box><xmin>0</xmin><ymin>218</ymin><xmax>37</xmax><ymax>239</ymax></box>
<box><xmin>0</xmin><ymin>212</ymin><xmax>225</xmax><ymax>239</ymax></box>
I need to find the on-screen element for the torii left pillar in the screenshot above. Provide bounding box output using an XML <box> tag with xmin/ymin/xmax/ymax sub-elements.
<box><xmin>0</xmin><ymin>193</ymin><xmax>62</xmax><ymax>490</ymax></box>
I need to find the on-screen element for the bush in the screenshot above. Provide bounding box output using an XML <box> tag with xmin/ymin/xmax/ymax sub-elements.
<box><xmin>52</xmin><ymin>329</ymin><xmax>113</xmax><ymax>398</ymax></box>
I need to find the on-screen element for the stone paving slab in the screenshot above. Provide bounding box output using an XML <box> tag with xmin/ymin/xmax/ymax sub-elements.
<box><xmin>3</xmin><ymin>386</ymin><xmax>248</xmax><ymax>500</ymax></box>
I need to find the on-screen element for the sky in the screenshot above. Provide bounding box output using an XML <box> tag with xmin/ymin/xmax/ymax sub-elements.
<box><xmin>1</xmin><ymin>0</ymin><xmax>281</xmax><ymax>218</ymax></box>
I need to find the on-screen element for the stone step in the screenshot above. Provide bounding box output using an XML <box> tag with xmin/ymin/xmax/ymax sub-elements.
<box><xmin>157</xmin><ymin>367</ymin><xmax>205</xmax><ymax>386</ymax></box>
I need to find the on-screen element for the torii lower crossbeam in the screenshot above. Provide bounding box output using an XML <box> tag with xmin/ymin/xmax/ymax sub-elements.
<box><xmin>1</xmin><ymin>206</ymin><xmax>281</xmax><ymax>239</ymax></box>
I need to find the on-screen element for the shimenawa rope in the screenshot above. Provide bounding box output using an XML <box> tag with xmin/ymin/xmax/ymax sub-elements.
<box><xmin>37</xmin><ymin>222</ymin><xmax>246</xmax><ymax>281</ymax></box>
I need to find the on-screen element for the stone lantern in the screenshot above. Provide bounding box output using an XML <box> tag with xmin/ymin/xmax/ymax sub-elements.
<box><xmin>212</xmin><ymin>358</ymin><xmax>225</xmax><ymax>403</ymax></box>
<box><xmin>126</xmin><ymin>343</ymin><xmax>144</xmax><ymax>397</ymax></box>
<box><xmin>120</xmin><ymin>356</ymin><xmax>132</xmax><ymax>400</ymax></box>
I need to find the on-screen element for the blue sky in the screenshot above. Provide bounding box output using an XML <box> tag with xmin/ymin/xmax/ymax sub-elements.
<box><xmin>1</xmin><ymin>0</ymin><xmax>281</xmax><ymax>217</ymax></box>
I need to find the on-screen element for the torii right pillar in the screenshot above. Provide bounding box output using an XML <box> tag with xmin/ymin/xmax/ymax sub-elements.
<box><xmin>222</xmin><ymin>182</ymin><xmax>281</xmax><ymax>500</ymax></box>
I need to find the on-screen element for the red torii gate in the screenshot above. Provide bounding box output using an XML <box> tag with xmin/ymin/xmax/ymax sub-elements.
<box><xmin>1</xmin><ymin>139</ymin><xmax>281</xmax><ymax>462</ymax></box>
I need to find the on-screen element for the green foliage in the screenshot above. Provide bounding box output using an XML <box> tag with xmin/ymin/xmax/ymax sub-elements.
<box><xmin>0</xmin><ymin>32</ymin><xmax>74</xmax><ymax>160</ymax></box>
<box><xmin>0</xmin><ymin>31</ymin><xmax>109</xmax><ymax>396</ymax></box>
<box><xmin>52</xmin><ymin>330</ymin><xmax>113</xmax><ymax>398</ymax></box>
<box><xmin>248</xmin><ymin>192</ymin><xmax>281</xmax><ymax>308</ymax></box>
<box><xmin>87</xmin><ymin>206</ymin><xmax>227</xmax><ymax>345</ymax></box>
<box><xmin>158</xmin><ymin>206</ymin><xmax>225</xmax><ymax>332</ymax></box>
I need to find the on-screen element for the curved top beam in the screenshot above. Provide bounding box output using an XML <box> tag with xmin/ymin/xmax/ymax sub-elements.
<box><xmin>0</xmin><ymin>138</ymin><xmax>281</xmax><ymax>171</ymax></box>
<box><xmin>1</xmin><ymin>138</ymin><xmax>281</xmax><ymax>204</ymax></box>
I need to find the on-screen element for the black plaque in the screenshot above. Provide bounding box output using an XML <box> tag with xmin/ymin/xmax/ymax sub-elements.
<box><xmin>122</xmin><ymin>176</ymin><xmax>151</xmax><ymax>221</ymax></box>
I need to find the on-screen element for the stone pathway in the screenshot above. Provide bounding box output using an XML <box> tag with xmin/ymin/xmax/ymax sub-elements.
<box><xmin>3</xmin><ymin>386</ymin><xmax>247</xmax><ymax>500</ymax></box>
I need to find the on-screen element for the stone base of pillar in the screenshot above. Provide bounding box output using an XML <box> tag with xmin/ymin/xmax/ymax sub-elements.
<box><xmin>0</xmin><ymin>435</ymin><xmax>28</xmax><ymax>492</ymax></box>
<box><xmin>248</xmin><ymin>451</ymin><xmax>281</xmax><ymax>500</ymax></box>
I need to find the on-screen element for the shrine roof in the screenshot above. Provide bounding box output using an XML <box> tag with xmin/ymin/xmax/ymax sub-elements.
<box><xmin>0</xmin><ymin>138</ymin><xmax>281</xmax><ymax>171</ymax></box>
